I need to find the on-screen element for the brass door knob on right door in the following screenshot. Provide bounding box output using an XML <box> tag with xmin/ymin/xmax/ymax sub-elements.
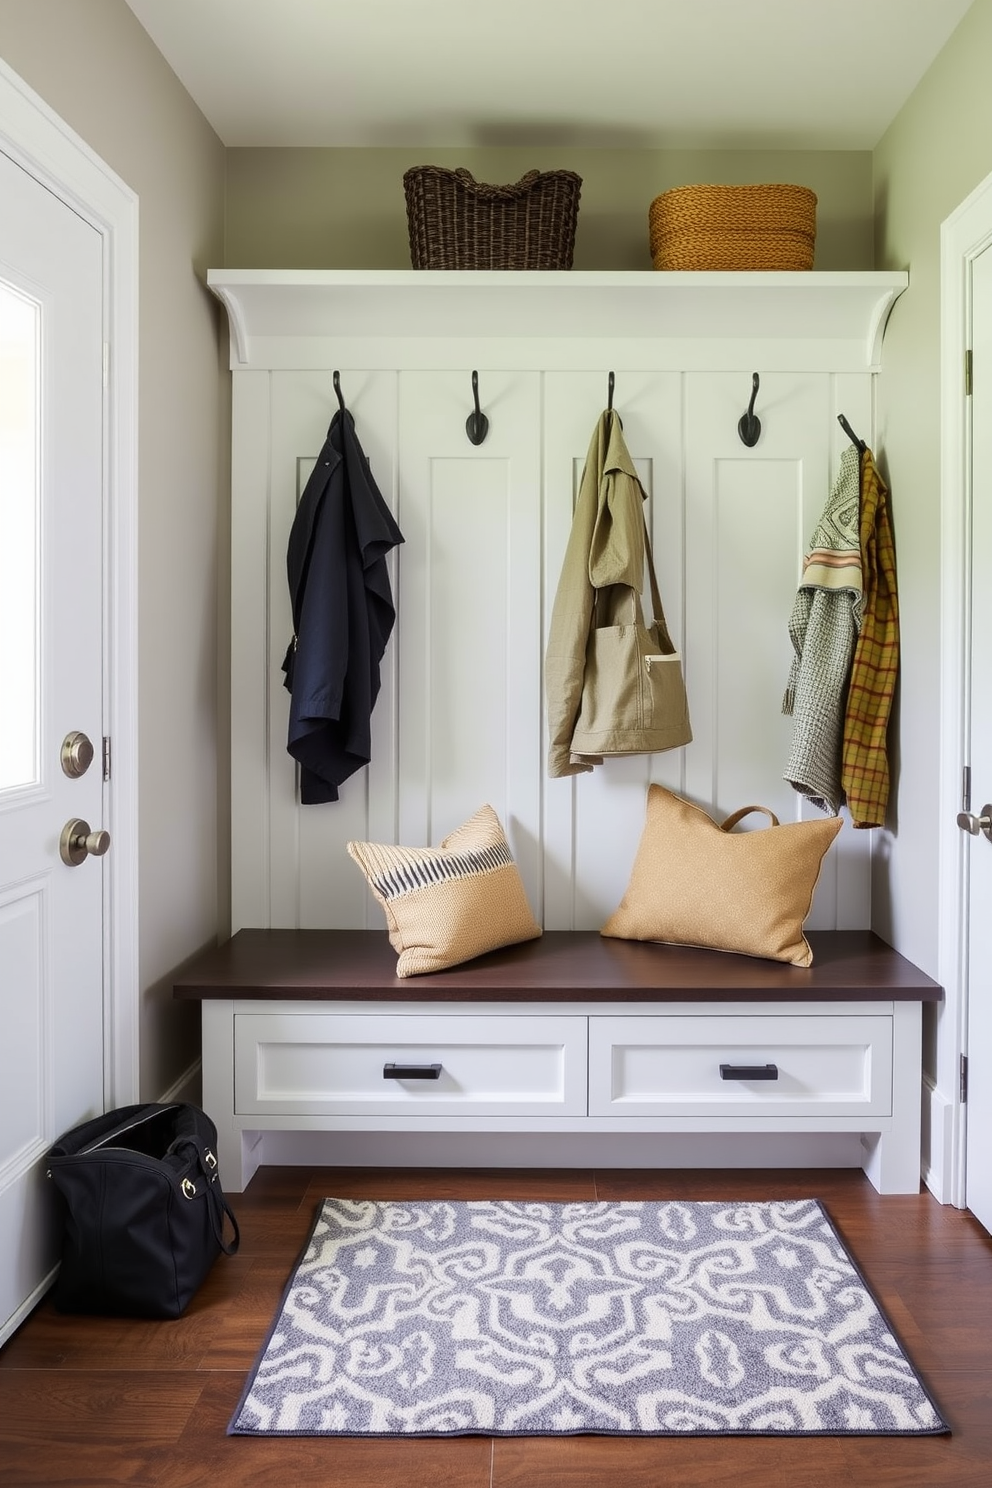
<box><xmin>60</xmin><ymin>818</ymin><xmax>111</xmax><ymax>867</ymax></box>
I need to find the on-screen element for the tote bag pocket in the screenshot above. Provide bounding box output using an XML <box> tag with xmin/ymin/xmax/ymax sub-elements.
<box><xmin>574</xmin><ymin>620</ymin><xmax>691</xmax><ymax>753</ymax></box>
<box><xmin>642</xmin><ymin>649</ymin><xmax>692</xmax><ymax>742</ymax></box>
<box><xmin>576</xmin><ymin>622</ymin><xmax>645</xmax><ymax>735</ymax></box>
<box><xmin>571</xmin><ymin>518</ymin><xmax>691</xmax><ymax>758</ymax></box>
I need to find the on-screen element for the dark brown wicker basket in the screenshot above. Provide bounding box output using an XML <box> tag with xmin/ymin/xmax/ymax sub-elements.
<box><xmin>403</xmin><ymin>166</ymin><xmax>582</xmax><ymax>270</ymax></box>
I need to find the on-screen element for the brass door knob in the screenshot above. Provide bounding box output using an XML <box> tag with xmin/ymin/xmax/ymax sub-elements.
<box><xmin>60</xmin><ymin>818</ymin><xmax>111</xmax><ymax>867</ymax></box>
<box><xmin>957</xmin><ymin>807</ymin><xmax>992</xmax><ymax>842</ymax></box>
<box><xmin>60</xmin><ymin>731</ymin><xmax>94</xmax><ymax>778</ymax></box>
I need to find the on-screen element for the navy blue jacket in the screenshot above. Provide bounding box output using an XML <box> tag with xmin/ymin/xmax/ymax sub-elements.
<box><xmin>281</xmin><ymin>408</ymin><xmax>404</xmax><ymax>803</ymax></box>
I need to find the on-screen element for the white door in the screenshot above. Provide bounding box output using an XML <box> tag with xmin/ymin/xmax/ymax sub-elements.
<box><xmin>964</xmin><ymin>243</ymin><xmax>992</xmax><ymax>1234</ymax></box>
<box><xmin>0</xmin><ymin>148</ymin><xmax>106</xmax><ymax>1339</ymax></box>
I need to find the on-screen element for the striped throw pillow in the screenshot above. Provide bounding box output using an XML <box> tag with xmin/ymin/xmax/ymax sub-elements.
<box><xmin>347</xmin><ymin>804</ymin><xmax>542</xmax><ymax>977</ymax></box>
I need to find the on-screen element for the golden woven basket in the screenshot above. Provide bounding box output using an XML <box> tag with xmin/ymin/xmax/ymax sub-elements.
<box><xmin>649</xmin><ymin>184</ymin><xmax>817</xmax><ymax>271</ymax></box>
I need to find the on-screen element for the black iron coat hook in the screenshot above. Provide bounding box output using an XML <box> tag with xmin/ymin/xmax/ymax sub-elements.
<box><xmin>606</xmin><ymin>371</ymin><xmax>622</xmax><ymax>426</ymax></box>
<box><xmin>837</xmin><ymin>413</ymin><xmax>867</xmax><ymax>454</ymax></box>
<box><xmin>738</xmin><ymin>373</ymin><xmax>761</xmax><ymax>447</ymax></box>
<box><xmin>333</xmin><ymin>370</ymin><xmax>346</xmax><ymax>413</ymax></box>
<box><xmin>466</xmin><ymin>370</ymin><xmax>489</xmax><ymax>445</ymax></box>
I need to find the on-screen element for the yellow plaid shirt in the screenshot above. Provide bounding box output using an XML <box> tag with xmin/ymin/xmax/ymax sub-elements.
<box><xmin>841</xmin><ymin>450</ymin><xmax>900</xmax><ymax>828</ymax></box>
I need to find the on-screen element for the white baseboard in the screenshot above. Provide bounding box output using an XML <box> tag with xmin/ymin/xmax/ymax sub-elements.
<box><xmin>157</xmin><ymin>1059</ymin><xmax>202</xmax><ymax>1108</ymax></box>
<box><xmin>0</xmin><ymin>1266</ymin><xmax>57</xmax><ymax>1350</ymax></box>
<box><xmin>921</xmin><ymin>1076</ymin><xmax>956</xmax><ymax>1203</ymax></box>
<box><xmin>258</xmin><ymin>1130</ymin><xmax>865</xmax><ymax>1171</ymax></box>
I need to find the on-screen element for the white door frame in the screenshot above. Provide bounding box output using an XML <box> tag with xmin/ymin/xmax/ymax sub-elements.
<box><xmin>936</xmin><ymin>171</ymin><xmax>992</xmax><ymax>1207</ymax></box>
<box><xmin>0</xmin><ymin>58</ymin><xmax>139</xmax><ymax>1107</ymax></box>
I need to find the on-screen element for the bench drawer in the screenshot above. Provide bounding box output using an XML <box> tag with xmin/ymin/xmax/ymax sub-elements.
<box><xmin>588</xmin><ymin>1014</ymin><xmax>893</xmax><ymax>1118</ymax></box>
<box><xmin>234</xmin><ymin>1011</ymin><xmax>587</xmax><ymax>1117</ymax></box>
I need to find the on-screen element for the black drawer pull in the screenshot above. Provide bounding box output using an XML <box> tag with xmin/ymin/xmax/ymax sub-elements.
<box><xmin>720</xmin><ymin>1063</ymin><xmax>779</xmax><ymax>1081</ymax></box>
<box><xmin>383</xmin><ymin>1063</ymin><xmax>442</xmax><ymax>1080</ymax></box>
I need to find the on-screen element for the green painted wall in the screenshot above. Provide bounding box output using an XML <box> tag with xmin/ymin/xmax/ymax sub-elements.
<box><xmin>224</xmin><ymin>145</ymin><xmax>873</xmax><ymax>270</ymax></box>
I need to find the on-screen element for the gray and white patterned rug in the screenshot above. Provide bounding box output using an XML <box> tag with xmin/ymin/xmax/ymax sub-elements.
<box><xmin>228</xmin><ymin>1197</ymin><xmax>947</xmax><ymax>1438</ymax></box>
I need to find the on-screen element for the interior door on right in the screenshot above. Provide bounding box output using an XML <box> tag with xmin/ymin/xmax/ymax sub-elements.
<box><xmin>964</xmin><ymin>243</ymin><xmax>992</xmax><ymax>1235</ymax></box>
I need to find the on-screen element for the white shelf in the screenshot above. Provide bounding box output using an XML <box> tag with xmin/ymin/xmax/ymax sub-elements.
<box><xmin>207</xmin><ymin>268</ymin><xmax>908</xmax><ymax>373</ymax></box>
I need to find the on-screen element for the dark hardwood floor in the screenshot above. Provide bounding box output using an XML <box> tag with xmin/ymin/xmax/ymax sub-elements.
<box><xmin>1</xmin><ymin>1165</ymin><xmax>990</xmax><ymax>1488</ymax></box>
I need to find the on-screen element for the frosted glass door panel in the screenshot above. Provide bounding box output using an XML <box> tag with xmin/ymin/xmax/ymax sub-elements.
<box><xmin>0</xmin><ymin>283</ymin><xmax>40</xmax><ymax>793</ymax></box>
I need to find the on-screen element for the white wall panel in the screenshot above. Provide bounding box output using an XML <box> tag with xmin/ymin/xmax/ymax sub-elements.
<box><xmin>234</xmin><ymin>370</ymin><xmax>401</xmax><ymax>930</ymax></box>
<box><xmin>830</xmin><ymin>372</ymin><xmax>875</xmax><ymax>929</ymax></box>
<box><xmin>397</xmin><ymin>371</ymin><xmax>542</xmax><ymax>909</ymax></box>
<box><xmin>230</xmin><ymin>372</ymin><xmax>271</xmax><ymax>930</ymax></box>
<box><xmin>684</xmin><ymin>371</ymin><xmax>869</xmax><ymax>929</ymax></box>
<box><xmin>543</xmin><ymin>372</ymin><xmax>687</xmax><ymax>930</ymax></box>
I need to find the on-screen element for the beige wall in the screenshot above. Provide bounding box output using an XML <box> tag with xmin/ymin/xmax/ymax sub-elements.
<box><xmin>871</xmin><ymin>0</ymin><xmax>992</xmax><ymax>993</ymax></box>
<box><xmin>0</xmin><ymin>0</ymin><xmax>228</xmax><ymax>1100</ymax></box>
<box><xmin>225</xmin><ymin>146</ymin><xmax>873</xmax><ymax>270</ymax></box>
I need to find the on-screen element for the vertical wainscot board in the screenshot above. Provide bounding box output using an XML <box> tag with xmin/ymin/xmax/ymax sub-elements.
<box><xmin>397</xmin><ymin>370</ymin><xmax>543</xmax><ymax>911</ymax></box>
<box><xmin>543</xmin><ymin>371</ymin><xmax>687</xmax><ymax>930</ymax></box>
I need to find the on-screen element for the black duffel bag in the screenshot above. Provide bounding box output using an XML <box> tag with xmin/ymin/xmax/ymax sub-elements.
<box><xmin>46</xmin><ymin>1102</ymin><xmax>240</xmax><ymax>1318</ymax></box>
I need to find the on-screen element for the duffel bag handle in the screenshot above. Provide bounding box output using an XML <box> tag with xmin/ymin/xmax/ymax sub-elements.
<box><xmin>173</xmin><ymin>1136</ymin><xmax>241</xmax><ymax>1255</ymax></box>
<box><xmin>205</xmin><ymin>1156</ymin><xmax>240</xmax><ymax>1257</ymax></box>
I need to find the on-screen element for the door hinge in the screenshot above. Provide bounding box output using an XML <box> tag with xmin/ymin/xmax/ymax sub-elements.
<box><xmin>102</xmin><ymin>736</ymin><xmax>112</xmax><ymax>782</ymax></box>
<box><xmin>965</xmin><ymin>348</ymin><xmax>973</xmax><ymax>396</ymax></box>
<box><xmin>961</xmin><ymin>1053</ymin><xmax>969</xmax><ymax>1104</ymax></box>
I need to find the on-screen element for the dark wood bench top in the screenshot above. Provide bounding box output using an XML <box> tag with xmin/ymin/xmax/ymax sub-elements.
<box><xmin>173</xmin><ymin>929</ymin><xmax>942</xmax><ymax>1004</ymax></box>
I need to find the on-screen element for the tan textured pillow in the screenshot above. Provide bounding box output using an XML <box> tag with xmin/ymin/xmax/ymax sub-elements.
<box><xmin>601</xmin><ymin>785</ymin><xmax>842</xmax><ymax>966</ymax></box>
<box><xmin>347</xmin><ymin>804</ymin><xmax>542</xmax><ymax>977</ymax></box>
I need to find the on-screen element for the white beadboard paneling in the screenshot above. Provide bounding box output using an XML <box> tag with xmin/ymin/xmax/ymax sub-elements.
<box><xmin>230</xmin><ymin>372</ymin><xmax>272</xmax><ymax>930</ymax></box>
<box><xmin>266</xmin><ymin>370</ymin><xmax>306</xmax><ymax>928</ymax></box>
<box><xmin>543</xmin><ymin>373</ymin><xmax>687</xmax><ymax>930</ymax></box>
<box><xmin>713</xmin><ymin>452</ymin><xmax>801</xmax><ymax>810</ymax></box>
<box><xmin>396</xmin><ymin>371</ymin><xmax>542</xmax><ymax>909</ymax></box>
<box><xmin>265</xmin><ymin>371</ymin><xmax>400</xmax><ymax>929</ymax></box>
<box><xmin>683</xmin><ymin>371</ymin><xmax>867</xmax><ymax>928</ymax></box>
<box><xmin>829</xmin><ymin>372</ymin><xmax>875</xmax><ymax>929</ymax></box>
<box><xmin>231</xmin><ymin>344</ymin><xmax>878</xmax><ymax>939</ymax></box>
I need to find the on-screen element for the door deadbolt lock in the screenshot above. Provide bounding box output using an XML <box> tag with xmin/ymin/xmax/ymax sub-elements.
<box><xmin>956</xmin><ymin>806</ymin><xmax>992</xmax><ymax>842</ymax></box>
<box><xmin>60</xmin><ymin>818</ymin><xmax>111</xmax><ymax>867</ymax></box>
<box><xmin>60</xmin><ymin>731</ymin><xmax>95</xmax><ymax>779</ymax></box>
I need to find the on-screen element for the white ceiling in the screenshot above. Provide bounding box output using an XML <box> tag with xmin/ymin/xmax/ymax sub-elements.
<box><xmin>123</xmin><ymin>0</ymin><xmax>974</xmax><ymax>151</ymax></box>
